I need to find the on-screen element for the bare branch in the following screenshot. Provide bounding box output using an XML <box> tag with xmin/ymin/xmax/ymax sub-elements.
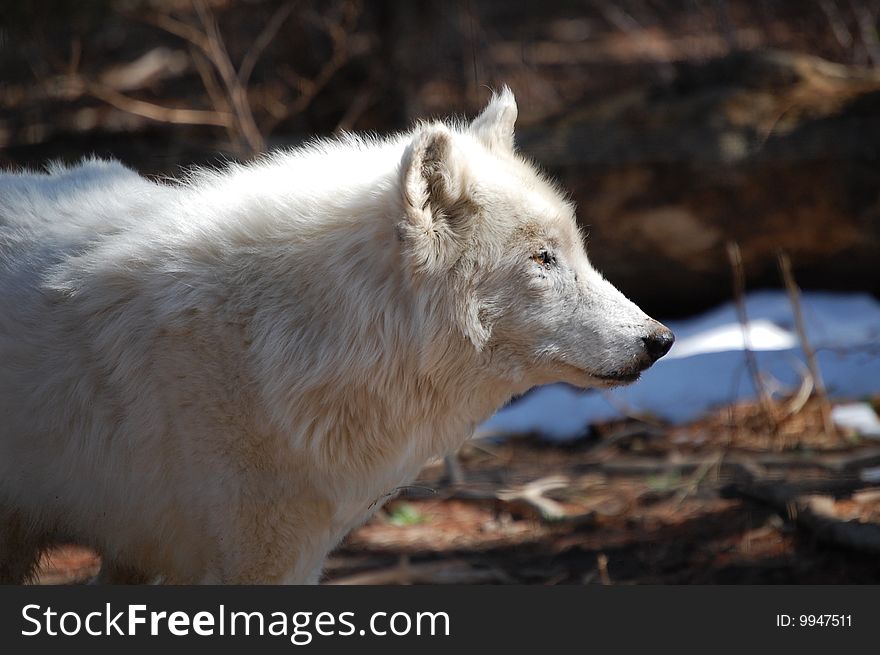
<box><xmin>100</xmin><ymin>1</ymin><xmax>362</xmax><ymax>155</ymax></box>
<box><xmin>264</xmin><ymin>1</ymin><xmax>362</xmax><ymax>136</ymax></box>
<box><xmin>191</xmin><ymin>0</ymin><xmax>265</xmax><ymax>155</ymax></box>
<box><xmin>777</xmin><ymin>251</ymin><xmax>837</xmax><ymax>438</ymax></box>
<box><xmin>81</xmin><ymin>80</ymin><xmax>233</xmax><ymax>128</ymax></box>
<box><xmin>189</xmin><ymin>44</ymin><xmax>238</xmax><ymax>146</ymax></box>
<box><xmin>726</xmin><ymin>241</ymin><xmax>779</xmax><ymax>435</ymax></box>
<box><xmin>189</xmin><ymin>45</ymin><xmax>231</xmax><ymax>115</ymax></box>
<box><xmin>238</xmin><ymin>1</ymin><xmax>298</xmax><ymax>88</ymax></box>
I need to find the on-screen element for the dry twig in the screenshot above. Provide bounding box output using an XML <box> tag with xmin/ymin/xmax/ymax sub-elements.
<box><xmin>103</xmin><ymin>0</ymin><xmax>361</xmax><ymax>156</ymax></box>
<box><xmin>267</xmin><ymin>1</ymin><xmax>361</xmax><ymax>135</ymax></box>
<box><xmin>81</xmin><ymin>79</ymin><xmax>233</xmax><ymax>127</ymax></box>
<box><xmin>725</xmin><ymin>242</ymin><xmax>779</xmax><ymax>435</ymax></box>
<box><xmin>596</xmin><ymin>553</ymin><xmax>612</xmax><ymax>585</ymax></box>
<box><xmin>191</xmin><ymin>0</ymin><xmax>265</xmax><ymax>154</ymax></box>
<box><xmin>777</xmin><ymin>251</ymin><xmax>837</xmax><ymax>439</ymax></box>
<box><xmin>238</xmin><ymin>1</ymin><xmax>298</xmax><ymax>88</ymax></box>
<box><xmin>497</xmin><ymin>476</ymin><xmax>569</xmax><ymax>520</ymax></box>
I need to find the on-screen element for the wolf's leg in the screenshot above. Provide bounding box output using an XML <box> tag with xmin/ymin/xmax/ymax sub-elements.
<box><xmin>0</xmin><ymin>511</ymin><xmax>46</xmax><ymax>584</ymax></box>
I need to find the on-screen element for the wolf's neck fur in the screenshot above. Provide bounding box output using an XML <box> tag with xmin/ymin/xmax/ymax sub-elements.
<box><xmin>183</xmin><ymin>147</ymin><xmax>514</xmax><ymax>488</ymax></box>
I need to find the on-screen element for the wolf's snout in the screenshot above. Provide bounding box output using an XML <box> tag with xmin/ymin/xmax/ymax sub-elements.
<box><xmin>642</xmin><ymin>327</ymin><xmax>675</xmax><ymax>362</ymax></box>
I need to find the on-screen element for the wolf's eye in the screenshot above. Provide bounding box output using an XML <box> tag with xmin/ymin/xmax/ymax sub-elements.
<box><xmin>531</xmin><ymin>250</ymin><xmax>555</xmax><ymax>270</ymax></box>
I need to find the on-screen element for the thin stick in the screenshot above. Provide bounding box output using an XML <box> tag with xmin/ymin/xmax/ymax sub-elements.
<box><xmin>726</xmin><ymin>242</ymin><xmax>778</xmax><ymax>433</ymax></box>
<box><xmin>238</xmin><ymin>1</ymin><xmax>297</xmax><ymax>87</ymax></box>
<box><xmin>83</xmin><ymin>80</ymin><xmax>233</xmax><ymax>127</ymax></box>
<box><xmin>596</xmin><ymin>553</ymin><xmax>611</xmax><ymax>586</ymax></box>
<box><xmin>134</xmin><ymin>4</ymin><xmax>265</xmax><ymax>155</ymax></box>
<box><xmin>262</xmin><ymin>1</ymin><xmax>360</xmax><ymax>136</ymax></box>
<box><xmin>189</xmin><ymin>45</ymin><xmax>238</xmax><ymax>146</ymax></box>
<box><xmin>777</xmin><ymin>251</ymin><xmax>837</xmax><ymax>439</ymax></box>
<box><xmin>192</xmin><ymin>0</ymin><xmax>266</xmax><ymax>155</ymax></box>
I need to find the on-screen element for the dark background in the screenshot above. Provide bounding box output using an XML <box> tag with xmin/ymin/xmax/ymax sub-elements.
<box><xmin>3</xmin><ymin>0</ymin><xmax>880</xmax><ymax>317</ymax></box>
<box><xmin>3</xmin><ymin>0</ymin><xmax>880</xmax><ymax>585</ymax></box>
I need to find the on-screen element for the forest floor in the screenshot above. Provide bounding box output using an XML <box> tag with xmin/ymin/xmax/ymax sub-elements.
<box><xmin>34</xmin><ymin>396</ymin><xmax>880</xmax><ymax>585</ymax></box>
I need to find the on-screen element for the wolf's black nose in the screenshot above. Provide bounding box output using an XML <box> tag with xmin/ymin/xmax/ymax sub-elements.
<box><xmin>642</xmin><ymin>329</ymin><xmax>675</xmax><ymax>362</ymax></box>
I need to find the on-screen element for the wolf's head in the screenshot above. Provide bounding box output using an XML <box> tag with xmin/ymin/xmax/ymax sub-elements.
<box><xmin>397</xmin><ymin>88</ymin><xmax>673</xmax><ymax>390</ymax></box>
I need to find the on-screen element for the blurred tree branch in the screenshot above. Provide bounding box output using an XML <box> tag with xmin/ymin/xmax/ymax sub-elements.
<box><xmin>266</xmin><ymin>1</ymin><xmax>361</xmax><ymax>136</ymax></box>
<box><xmin>81</xmin><ymin>80</ymin><xmax>233</xmax><ymax>128</ymax></box>
<box><xmin>134</xmin><ymin>0</ymin><xmax>266</xmax><ymax>155</ymax></box>
<box><xmin>63</xmin><ymin>0</ymin><xmax>363</xmax><ymax>158</ymax></box>
<box><xmin>239</xmin><ymin>1</ymin><xmax>298</xmax><ymax>88</ymax></box>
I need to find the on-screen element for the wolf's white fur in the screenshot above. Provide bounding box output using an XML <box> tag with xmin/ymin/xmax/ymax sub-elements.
<box><xmin>0</xmin><ymin>90</ymin><xmax>670</xmax><ymax>583</ymax></box>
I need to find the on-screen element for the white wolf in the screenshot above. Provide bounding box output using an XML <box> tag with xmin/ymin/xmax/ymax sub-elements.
<box><xmin>0</xmin><ymin>89</ymin><xmax>672</xmax><ymax>584</ymax></box>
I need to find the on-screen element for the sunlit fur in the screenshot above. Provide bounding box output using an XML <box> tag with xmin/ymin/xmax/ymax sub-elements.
<box><xmin>0</xmin><ymin>89</ymin><xmax>666</xmax><ymax>583</ymax></box>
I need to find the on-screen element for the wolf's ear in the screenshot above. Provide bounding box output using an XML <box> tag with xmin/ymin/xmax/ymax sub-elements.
<box><xmin>398</xmin><ymin>124</ymin><xmax>476</xmax><ymax>272</ymax></box>
<box><xmin>469</xmin><ymin>86</ymin><xmax>517</xmax><ymax>151</ymax></box>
